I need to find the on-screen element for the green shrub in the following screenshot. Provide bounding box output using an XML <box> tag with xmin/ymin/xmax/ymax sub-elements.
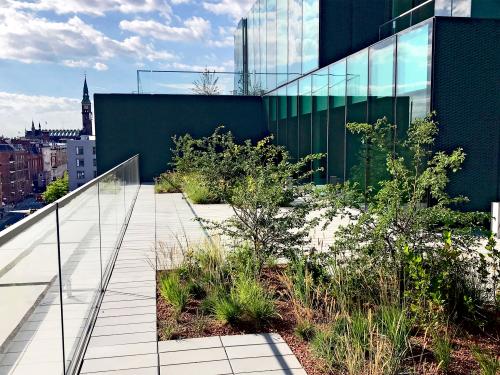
<box><xmin>377</xmin><ymin>306</ymin><xmax>412</xmax><ymax>362</ymax></box>
<box><xmin>472</xmin><ymin>346</ymin><xmax>500</xmax><ymax>375</ymax></box>
<box><xmin>162</xmin><ymin>319</ymin><xmax>179</xmax><ymax>340</ymax></box>
<box><xmin>234</xmin><ymin>276</ymin><xmax>275</xmax><ymax>326</ymax></box>
<box><xmin>295</xmin><ymin>320</ymin><xmax>316</xmax><ymax>342</ymax></box>
<box><xmin>211</xmin><ymin>293</ymin><xmax>241</xmax><ymax>325</ymax></box>
<box><xmin>182</xmin><ymin>173</ymin><xmax>220</xmax><ymax>204</ymax></box>
<box><xmin>155</xmin><ymin>172</ymin><xmax>182</xmax><ymax>193</ymax></box>
<box><xmin>159</xmin><ymin>272</ymin><xmax>190</xmax><ymax>314</ymax></box>
<box><xmin>432</xmin><ymin>330</ymin><xmax>453</xmax><ymax>373</ymax></box>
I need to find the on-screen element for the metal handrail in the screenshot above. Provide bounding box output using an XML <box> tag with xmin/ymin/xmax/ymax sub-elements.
<box><xmin>0</xmin><ymin>154</ymin><xmax>139</xmax><ymax>246</ymax></box>
<box><xmin>379</xmin><ymin>0</ymin><xmax>434</xmax><ymax>39</ymax></box>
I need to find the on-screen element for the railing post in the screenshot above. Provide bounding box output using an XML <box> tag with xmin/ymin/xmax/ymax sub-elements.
<box><xmin>56</xmin><ymin>203</ymin><xmax>67</xmax><ymax>374</ymax></box>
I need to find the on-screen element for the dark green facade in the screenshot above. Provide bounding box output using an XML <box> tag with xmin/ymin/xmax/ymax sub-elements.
<box><xmin>95</xmin><ymin>94</ymin><xmax>268</xmax><ymax>182</ymax></box>
<box><xmin>433</xmin><ymin>17</ymin><xmax>500</xmax><ymax>211</ymax></box>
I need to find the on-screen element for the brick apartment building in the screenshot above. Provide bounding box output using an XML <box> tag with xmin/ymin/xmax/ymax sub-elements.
<box><xmin>0</xmin><ymin>142</ymin><xmax>33</xmax><ymax>205</ymax></box>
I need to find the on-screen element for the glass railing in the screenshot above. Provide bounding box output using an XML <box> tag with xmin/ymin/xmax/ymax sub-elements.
<box><xmin>379</xmin><ymin>0</ymin><xmax>435</xmax><ymax>39</ymax></box>
<box><xmin>0</xmin><ymin>155</ymin><xmax>140</xmax><ymax>375</ymax></box>
<box><xmin>136</xmin><ymin>70</ymin><xmax>299</xmax><ymax>96</ymax></box>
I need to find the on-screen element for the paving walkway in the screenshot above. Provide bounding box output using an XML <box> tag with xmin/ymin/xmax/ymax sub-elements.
<box><xmin>80</xmin><ymin>187</ymin><xmax>307</xmax><ymax>374</ymax></box>
<box><xmin>159</xmin><ymin>333</ymin><xmax>306</xmax><ymax>375</ymax></box>
<box><xmin>80</xmin><ymin>187</ymin><xmax>206</xmax><ymax>374</ymax></box>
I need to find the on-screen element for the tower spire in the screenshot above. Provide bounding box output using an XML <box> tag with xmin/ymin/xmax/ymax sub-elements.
<box><xmin>82</xmin><ymin>74</ymin><xmax>90</xmax><ymax>104</ymax></box>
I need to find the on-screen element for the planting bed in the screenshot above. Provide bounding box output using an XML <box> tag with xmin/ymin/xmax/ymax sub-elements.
<box><xmin>156</xmin><ymin>266</ymin><xmax>500</xmax><ymax>375</ymax></box>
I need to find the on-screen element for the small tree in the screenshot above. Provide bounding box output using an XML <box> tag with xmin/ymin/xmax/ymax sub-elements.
<box><xmin>172</xmin><ymin>128</ymin><xmax>323</xmax><ymax>269</ymax></box>
<box><xmin>192</xmin><ymin>69</ymin><xmax>221</xmax><ymax>95</ymax></box>
<box><xmin>42</xmin><ymin>173</ymin><xmax>69</xmax><ymax>203</ymax></box>
<box><xmin>321</xmin><ymin>114</ymin><xmax>491</xmax><ymax>322</ymax></box>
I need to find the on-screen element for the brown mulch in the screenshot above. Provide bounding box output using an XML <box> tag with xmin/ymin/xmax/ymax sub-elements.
<box><xmin>157</xmin><ymin>268</ymin><xmax>500</xmax><ymax>375</ymax></box>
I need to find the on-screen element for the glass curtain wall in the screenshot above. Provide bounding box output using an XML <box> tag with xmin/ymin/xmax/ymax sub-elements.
<box><xmin>288</xmin><ymin>0</ymin><xmax>303</xmax><ymax>81</ymax></box>
<box><xmin>238</xmin><ymin>0</ymin><xmax>319</xmax><ymax>93</ymax></box>
<box><xmin>267</xmin><ymin>0</ymin><xmax>277</xmax><ymax>90</ymax></box>
<box><xmin>277</xmin><ymin>0</ymin><xmax>288</xmax><ymax>85</ymax></box>
<box><xmin>396</xmin><ymin>22</ymin><xmax>432</xmax><ymax>141</ymax></box>
<box><xmin>312</xmin><ymin>67</ymin><xmax>328</xmax><ymax>183</ymax></box>
<box><xmin>260</xmin><ymin>0</ymin><xmax>267</xmax><ymax>92</ymax></box>
<box><xmin>302</xmin><ymin>0</ymin><xmax>320</xmax><ymax>74</ymax></box>
<box><xmin>265</xmin><ymin>20</ymin><xmax>433</xmax><ymax>188</ymax></box>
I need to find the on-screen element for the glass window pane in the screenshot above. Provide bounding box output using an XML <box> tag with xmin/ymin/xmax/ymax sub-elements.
<box><xmin>328</xmin><ymin>60</ymin><xmax>347</xmax><ymax>182</ymax></box>
<box><xmin>255</xmin><ymin>0</ymin><xmax>262</xmax><ymax>90</ymax></box>
<box><xmin>266</xmin><ymin>0</ymin><xmax>277</xmax><ymax>90</ymax></box>
<box><xmin>346</xmin><ymin>50</ymin><xmax>368</xmax><ymax>185</ymax></box>
<box><xmin>302</xmin><ymin>0</ymin><xmax>319</xmax><ymax>74</ymax></box>
<box><xmin>288</xmin><ymin>0</ymin><xmax>302</xmax><ymax>81</ymax></box>
<box><xmin>298</xmin><ymin>76</ymin><xmax>312</xmax><ymax>163</ymax></box>
<box><xmin>277</xmin><ymin>0</ymin><xmax>288</xmax><ymax>85</ymax></box>
<box><xmin>369</xmin><ymin>36</ymin><xmax>395</xmax><ymax>123</ymax></box>
<box><xmin>277</xmin><ymin>86</ymin><xmax>287</xmax><ymax>146</ymax></box>
<box><xmin>453</xmin><ymin>0</ymin><xmax>471</xmax><ymax>16</ymax></box>
<box><xmin>261</xmin><ymin>0</ymin><xmax>267</xmax><ymax>92</ymax></box>
<box><xmin>396</xmin><ymin>21</ymin><xmax>432</xmax><ymax>121</ymax></box>
<box><xmin>287</xmin><ymin>82</ymin><xmax>299</xmax><ymax>160</ymax></box>
<box><xmin>312</xmin><ymin>67</ymin><xmax>329</xmax><ymax>183</ymax></box>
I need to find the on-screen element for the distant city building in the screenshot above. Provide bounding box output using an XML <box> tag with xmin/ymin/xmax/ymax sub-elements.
<box><xmin>24</xmin><ymin>121</ymin><xmax>80</xmax><ymax>143</ymax></box>
<box><xmin>68</xmin><ymin>77</ymin><xmax>96</xmax><ymax>190</ymax></box>
<box><xmin>0</xmin><ymin>141</ymin><xmax>33</xmax><ymax>205</ymax></box>
<box><xmin>81</xmin><ymin>76</ymin><xmax>93</xmax><ymax>136</ymax></box>
<box><xmin>24</xmin><ymin>76</ymin><xmax>93</xmax><ymax>142</ymax></box>
<box><xmin>42</xmin><ymin>144</ymin><xmax>67</xmax><ymax>182</ymax></box>
<box><xmin>67</xmin><ymin>136</ymin><xmax>96</xmax><ymax>190</ymax></box>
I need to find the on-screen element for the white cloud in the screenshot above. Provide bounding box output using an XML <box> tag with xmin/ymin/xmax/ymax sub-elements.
<box><xmin>120</xmin><ymin>16</ymin><xmax>211</xmax><ymax>42</ymax></box>
<box><xmin>0</xmin><ymin>91</ymin><xmax>81</xmax><ymax>137</ymax></box>
<box><xmin>94</xmin><ymin>62</ymin><xmax>108</xmax><ymax>71</ymax></box>
<box><xmin>0</xmin><ymin>8</ymin><xmax>178</xmax><ymax>67</ymax></box>
<box><xmin>8</xmin><ymin>0</ymin><xmax>172</xmax><ymax>18</ymax></box>
<box><xmin>202</xmin><ymin>0</ymin><xmax>254</xmax><ymax>20</ymax></box>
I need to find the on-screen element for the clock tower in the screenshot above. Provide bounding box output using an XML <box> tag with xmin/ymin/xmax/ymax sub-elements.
<box><xmin>81</xmin><ymin>75</ymin><xmax>93</xmax><ymax>136</ymax></box>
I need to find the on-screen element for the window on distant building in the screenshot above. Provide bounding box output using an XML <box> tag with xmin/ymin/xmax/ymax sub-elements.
<box><xmin>93</xmin><ymin>170</ymin><xmax>97</xmax><ymax>178</ymax></box>
<box><xmin>76</xmin><ymin>159</ymin><xmax>84</xmax><ymax>167</ymax></box>
<box><xmin>76</xmin><ymin>146</ymin><xmax>84</xmax><ymax>155</ymax></box>
<box><xmin>92</xmin><ymin>146</ymin><xmax>96</xmax><ymax>155</ymax></box>
<box><xmin>93</xmin><ymin>158</ymin><xmax>96</xmax><ymax>167</ymax></box>
<box><xmin>77</xmin><ymin>171</ymin><xmax>85</xmax><ymax>179</ymax></box>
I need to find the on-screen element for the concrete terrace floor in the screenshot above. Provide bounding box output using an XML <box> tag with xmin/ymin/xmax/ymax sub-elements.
<box><xmin>81</xmin><ymin>185</ymin><xmax>306</xmax><ymax>374</ymax></box>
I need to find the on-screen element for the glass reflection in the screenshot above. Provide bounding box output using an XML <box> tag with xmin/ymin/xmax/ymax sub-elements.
<box><xmin>346</xmin><ymin>50</ymin><xmax>368</xmax><ymax>187</ymax></box>
<box><xmin>302</xmin><ymin>0</ymin><xmax>319</xmax><ymax>73</ymax></box>
<box><xmin>328</xmin><ymin>60</ymin><xmax>347</xmax><ymax>182</ymax></box>
<box><xmin>312</xmin><ymin>68</ymin><xmax>328</xmax><ymax>183</ymax></box>
<box><xmin>267</xmin><ymin>0</ymin><xmax>277</xmax><ymax>90</ymax></box>
<box><xmin>298</xmin><ymin>76</ymin><xmax>312</xmax><ymax>169</ymax></box>
<box><xmin>277</xmin><ymin>86</ymin><xmax>287</xmax><ymax>146</ymax></box>
<box><xmin>277</xmin><ymin>0</ymin><xmax>288</xmax><ymax>85</ymax></box>
<box><xmin>288</xmin><ymin>0</ymin><xmax>303</xmax><ymax>81</ymax></box>
<box><xmin>287</xmin><ymin>82</ymin><xmax>299</xmax><ymax>160</ymax></box>
<box><xmin>396</xmin><ymin>22</ymin><xmax>432</xmax><ymax>123</ymax></box>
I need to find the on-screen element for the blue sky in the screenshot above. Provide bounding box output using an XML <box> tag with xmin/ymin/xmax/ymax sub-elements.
<box><xmin>0</xmin><ymin>0</ymin><xmax>254</xmax><ymax>137</ymax></box>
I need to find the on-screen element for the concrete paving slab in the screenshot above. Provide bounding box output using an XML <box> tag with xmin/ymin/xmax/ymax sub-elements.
<box><xmin>220</xmin><ymin>333</ymin><xmax>285</xmax><ymax>347</ymax></box>
<box><xmin>230</xmin><ymin>354</ymin><xmax>302</xmax><ymax>373</ymax></box>
<box><xmin>160</xmin><ymin>360</ymin><xmax>232</xmax><ymax>375</ymax></box>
